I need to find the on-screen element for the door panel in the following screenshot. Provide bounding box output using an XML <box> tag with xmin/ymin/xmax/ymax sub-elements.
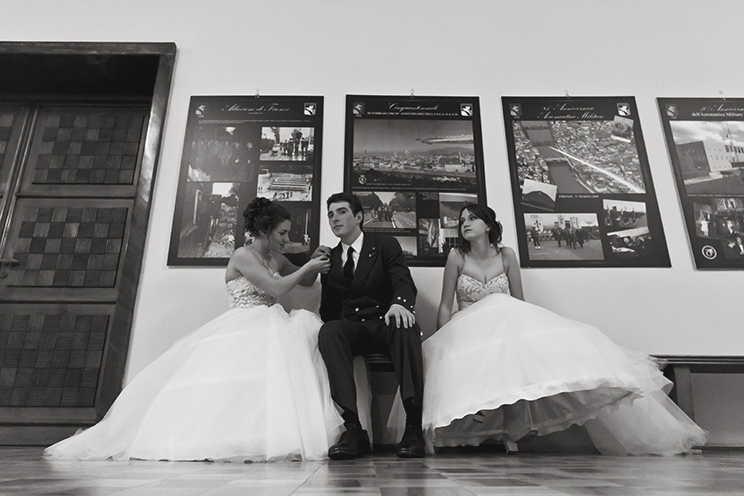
<box><xmin>20</xmin><ymin>106</ymin><xmax>147</xmax><ymax>197</ymax></box>
<box><xmin>1</xmin><ymin>198</ymin><xmax>131</xmax><ymax>301</ymax></box>
<box><xmin>0</xmin><ymin>103</ymin><xmax>149</xmax><ymax>444</ymax></box>
<box><xmin>0</xmin><ymin>303</ymin><xmax>114</xmax><ymax>409</ymax></box>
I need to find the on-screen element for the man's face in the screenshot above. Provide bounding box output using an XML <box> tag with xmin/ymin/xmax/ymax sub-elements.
<box><xmin>328</xmin><ymin>201</ymin><xmax>362</xmax><ymax>240</ymax></box>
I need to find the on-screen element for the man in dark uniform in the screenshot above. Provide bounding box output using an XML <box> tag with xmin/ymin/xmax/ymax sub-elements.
<box><xmin>316</xmin><ymin>192</ymin><xmax>424</xmax><ymax>459</ymax></box>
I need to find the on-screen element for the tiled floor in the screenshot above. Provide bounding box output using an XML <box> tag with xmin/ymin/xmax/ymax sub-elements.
<box><xmin>2</xmin><ymin>447</ymin><xmax>744</xmax><ymax>495</ymax></box>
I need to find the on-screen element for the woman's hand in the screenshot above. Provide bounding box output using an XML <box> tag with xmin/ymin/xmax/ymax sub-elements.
<box><xmin>305</xmin><ymin>255</ymin><xmax>331</xmax><ymax>274</ymax></box>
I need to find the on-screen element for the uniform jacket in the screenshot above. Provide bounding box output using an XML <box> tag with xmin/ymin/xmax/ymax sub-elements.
<box><xmin>320</xmin><ymin>232</ymin><xmax>417</xmax><ymax>323</ymax></box>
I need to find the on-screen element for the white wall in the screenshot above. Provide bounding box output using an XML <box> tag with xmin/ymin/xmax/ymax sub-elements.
<box><xmin>2</xmin><ymin>0</ymin><xmax>744</xmax><ymax>383</ymax></box>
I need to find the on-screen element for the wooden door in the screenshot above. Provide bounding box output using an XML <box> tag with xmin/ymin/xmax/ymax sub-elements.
<box><xmin>0</xmin><ymin>103</ymin><xmax>151</xmax><ymax>443</ymax></box>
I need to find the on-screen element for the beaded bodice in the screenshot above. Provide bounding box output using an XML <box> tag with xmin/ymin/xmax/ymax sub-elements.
<box><xmin>455</xmin><ymin>272</ymin><xmax>510</xmax><ymax>310</ymax></box>
<box><xmin>226</xmin><ymin>274</ymin><xmax>279</xmax><ymax>308</ymax></box>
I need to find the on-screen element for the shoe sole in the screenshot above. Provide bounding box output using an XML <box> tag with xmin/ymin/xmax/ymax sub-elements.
<box><xmin>328</xmin><ymin>451</ymin><xmax>362</xmax><ymax>460</ymax></box>
<box><xmin>396</xmin><ymin>451</ymin><xmax>425</xmax><ymax>458</ymax></box>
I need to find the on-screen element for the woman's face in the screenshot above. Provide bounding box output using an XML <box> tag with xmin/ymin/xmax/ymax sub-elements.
<box><xmin>267</xmin><ymin>219</ymin><xmax>292</xmax><ymax>252</ymax></box>
<box><xmin>460</xmin><ymin>209</ymin><xmax>488</xmax><ymax>241</ymax></box>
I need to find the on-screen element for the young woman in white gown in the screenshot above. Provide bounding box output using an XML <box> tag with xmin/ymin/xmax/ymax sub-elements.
<box><xmin>45</xmin><ymin>198</ymin><xmax>346</xmax><ymax>462</ymax></box>
<box><xmin>421</xmin><ymin>204</ymin><xmax>708</xmax><ymax>455</ymax></box>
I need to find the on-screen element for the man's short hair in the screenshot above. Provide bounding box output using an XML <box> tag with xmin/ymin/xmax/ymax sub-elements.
<box><xmin>326</xmin><ymin>192</ymin><xmax>364</xmax><ymax>221</ymax></box>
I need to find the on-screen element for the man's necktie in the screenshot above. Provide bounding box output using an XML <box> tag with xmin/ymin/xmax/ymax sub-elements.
<box><xmin>343</xmin><ymin>246</ymin><xmax>355</xmax><ymax>280</ymax></box>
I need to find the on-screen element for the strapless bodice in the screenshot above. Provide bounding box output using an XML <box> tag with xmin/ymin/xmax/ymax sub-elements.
<box><xmin>226</xmin><ymin>274</ymin><xmax>279</xmax><ymax>308</ymax></box>
<box><xmin>456</xmin><ymin>272</ymin><xmax>510</xmax><ymax>310</ymax></box>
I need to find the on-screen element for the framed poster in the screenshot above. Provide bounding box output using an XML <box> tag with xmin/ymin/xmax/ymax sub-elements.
<box><xmin>344</xmin><ymin>95</ymin><xmax>486</xmax><ymax>266</ymax></box>
<box><xmin>502</xmin><ymin>96</ymin><xmax>670</xmax><ymax>268</ymax></box>
<box><xmin>658</xmin><ymin>97</ymin><xmax>744</xmax><ymax>269</ymax></box>
<box><xmin>168</xmin><ymin>96</ymin><xmax>323</xmax><ymax>266</ymax></box>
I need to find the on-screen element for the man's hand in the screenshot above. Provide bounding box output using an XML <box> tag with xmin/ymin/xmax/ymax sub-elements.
<box><xmin>385</xmin><ymin>303</ymin><xmax>415</xmax><ymax>329</ymax></box>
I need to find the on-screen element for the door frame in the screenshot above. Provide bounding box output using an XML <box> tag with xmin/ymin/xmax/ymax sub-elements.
<box><xmin>0</xmin><ymin>42</ymin><xmax>176</xmax><ymax>433</ymax></box>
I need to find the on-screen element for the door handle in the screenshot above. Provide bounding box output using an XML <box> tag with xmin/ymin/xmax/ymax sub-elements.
<box><xmin>0</xmin><ymin>258</ymin><xmax>18</xmax><ymax>278</ymax></box>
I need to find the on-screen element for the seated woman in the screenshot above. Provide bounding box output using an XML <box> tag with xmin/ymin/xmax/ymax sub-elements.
<box><xmin>421</xmin><ymin>204</ymin><xmax>707</xmax><ymax>455</ymax></box>
<box><xmin>46</xmin><ymin>198</ymin><xmax>349</xmax><ymax>462</ymax></box>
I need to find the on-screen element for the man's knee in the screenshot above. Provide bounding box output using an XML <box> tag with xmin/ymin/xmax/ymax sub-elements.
<box><xmin>319</xmin><ymin>321</ymin><xmax>348</xmax><ymax>350</ymax></box>
<box><xmin>387</xmin><ymin>322</ymin><xmax>422</xmax><ymax>344</ymax></box>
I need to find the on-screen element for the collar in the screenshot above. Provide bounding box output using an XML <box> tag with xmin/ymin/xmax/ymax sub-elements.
<box><xmin>342</xmin><ymin>231</ymin><xmax>365</xmax><ymax>255</ymax></box>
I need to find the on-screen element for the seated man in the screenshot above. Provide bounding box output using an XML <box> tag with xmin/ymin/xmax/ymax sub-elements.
<box><xmin>317</xmin><ymin>192</ymin><xmax>425</xmax><ymax>459</ymax></box>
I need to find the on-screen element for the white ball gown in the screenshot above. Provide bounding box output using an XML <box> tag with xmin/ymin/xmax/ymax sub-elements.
<box><xmin>45</xmin><ymin>275</ymin><xmax>348</xmax><ymax>462</ymax></box>
<box><xmin>420</xmin><ymin>272</ymin><xmax>708</xmax><ymax>455</ymax></box>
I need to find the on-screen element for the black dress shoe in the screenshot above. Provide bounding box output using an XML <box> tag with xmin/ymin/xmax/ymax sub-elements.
<box><xmin>397</xmin><ymin>424</ymin><xmax>425</xmax><ymax>458</ymax></box>
<box><xmin>328</xmin><ymin>423</ymin><xmax>371</xmax><ymax>460</ymax></box>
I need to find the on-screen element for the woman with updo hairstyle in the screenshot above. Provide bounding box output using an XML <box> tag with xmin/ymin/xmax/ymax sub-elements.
<box><xmin>400</xmin><ymin>202</ymin><xmax>707</xmax><ymax>457</ymax></box>
<box><xmin>47</xmin><ymin>197</ymin><xmax>350</xmax><ymax>463</ymax></box>
<box><xmin>243</xmin><ymin>196</ymin><xmax>290</xmax><ymax>237</ymax></box>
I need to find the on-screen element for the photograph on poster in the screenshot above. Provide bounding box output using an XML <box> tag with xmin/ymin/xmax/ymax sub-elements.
<box><xmin>522</xmin><ymin>179</ymin><xmax>557</xmax><ymax>211</ymax></box>
<box><xmin>168</xmin><ymin>96</ymin><xmax>323</xmax><ymax>266</ymax></box>
<box><xmin>440</xmin><ymin>192</ymin><xmax>478</xmax><ymax>254</ymax></box>
<box><xmin>345</xmin><ymin>96</ymin><xmax>486</xmax><ymax>266</ymax></box>
<box><xmin>523</xmin><ymin>212</ymin><xmax>603</xmax><ymax>261</ymax></box>
<box><xmin>260</xmin><ymin>127</ymin><xmax>314</xmax><ymax>162</ymax></box>
<box><xmin>351</xmin><ymin>119</ymin><xmax>477</xmax><ymax>191</ymax></box>
<box><xmin>603</xmin><ymin>199</ymin><xmax>647</xmax><ymax>230</ymax></box>
<box><xmin>512</xmin><ymin>120</ymin><xmax>645</xmax><ymax>195</ymax></box>
<box><xmin>504</xmin><ymin>96</ymin><xmax>669</xmax><ymax>267</ymax></box>
<box><xmin>257</xmin><ymin>166</ymin><xmax>313</xmax><ymax>202</ymax></box>
<box><xmin>176</xmin><ymin>182</ymin><xmax>241</xmax><ymax>259</ymax></box>
<box><xmin>356</xmin><ymin>191</ymin><xmax>416</xmax><ymax>231</ymax></box>
<box><xmin>668</xmin><ymin>121</ymin><xmax>744</xmax><ymax>195</ymax></box>
<box><xmin>658</xmin><ymin>97</ymin><xmax>744</xmax><ymax>269</ymax></box>
<box><xmin>418</xmin><ymin>218</ymin><xmax>440</xmax><ymax>257</ymax></box>
<box><xmin>393</xmin><ymin>235</ymin><xmax>417</xmax><ymax>258</ymax></box>
<box><xmin>606</xmin><ymin>226</ymin><xmax>652</xmax><ymax>260</ymax></box>
<box><xmin>692</xmin><ymin>198</ymin><xmax>744</xmax><ymax>260</ymax></box>
<box><xmin>186</xmin><ymin>125</ymin><xmax>255</xmax><ymax>182</ymax></box>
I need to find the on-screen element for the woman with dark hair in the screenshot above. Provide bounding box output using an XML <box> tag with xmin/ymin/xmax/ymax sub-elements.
<box><xmin>46</xmin><ymin>197</ymin><xmax>346</xmax><ymax>462</ymax></box>
<box><xmin>419</xmin><ymin>204</ymin><xmax>707</xmax><ymax>455</ymax></box>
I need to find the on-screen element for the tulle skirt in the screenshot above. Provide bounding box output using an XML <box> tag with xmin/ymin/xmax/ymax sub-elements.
<box><xmin>45</xmin><ymin>304</ymin><xmax>348</xmax><ymax>462</ymax></box>
<box><xmin>416</xmin><ymin>293</ymin><xmax>708</xmax><ymax>455</ymax></box>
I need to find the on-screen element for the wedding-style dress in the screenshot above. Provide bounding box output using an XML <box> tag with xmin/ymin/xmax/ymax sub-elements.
<box><xmin>45</xmin><ymin>274</ymin><xmax>350</xmax><ymax>462</ymax></box>
<box><xmin>420</xmin><ymin>271</ymin><xmax>708</xmax><ymax>455</ymax></box>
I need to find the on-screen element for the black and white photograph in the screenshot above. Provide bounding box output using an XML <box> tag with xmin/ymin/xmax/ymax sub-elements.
<box><xmin>260</xmin><ymin>127</ymin><xmax>314</xmax><ymax>162</ymax></box>
<box><xmin>393</xmin><ymin>235</ymin><xmax>418</xmax><ymax>258</ymax></box>
<box><xmin>418</xmin><ymin>218</ymin><xmax>440</xmax><ymax>257</ymax></box>
<box><xmin>511</xmin><ymin>119</ymin><xmax>645</xmax><ymax>196</ymax></box>
<box><xmin>658</xmin><ymin>97</ymin><xmax>744</xmax><ymax>269</ymax></box>
<box><xmin>607</xmin><ymin>226</ymin><xmax>652</xmax><ymax>260</ymax></box>
<box><xmin>603</xmin><ymin>199</ymin><xmax>647</xmax><ymax>231</ymax></box>
<box><xmin>691</xmin><ymin>197</ymin><xmax>744</xmax><ymax>261</ymax></box>
<box><xmin>440</xmin><ymin>192</ymin><xmax>478</xmax><ymax>255</ymax></box>
<box><xmin>523</xmin><ymin>212</ymin><xmax>604</xmax><ymax>261</ymax></box>
<box><xmin>169</xmin><ymin>96</ymin><xmax>324</xmax><ymax>266</ymax></box>
<box><xmin>356</xmin><ymin>191</ymin><xmax>417</xmax><ymax>231</ymax></box>
<box><xmin>186</xmin><ymin>125</ymin><xmax>256</xmax><ymax>182</ymax></box>
<box><xmin>504</xmin><ymin>96</ymin><xmax>669</xmax><ymax>268</ymax></box>
<box><xmin>668</xmin><ymin>121</ymin><xmax>744</xmax><ymax>195</ymax></box>
<box><xmin>256</xmin><ymin>166</ymin><xmax>313</xmax><ymax>202</ymax></box>
<box><xmin>176</xmin><ymin>182</ymin><xmax>241</xmax><ymax>259</ymax></box>
<box><xmin>610</xmin><ymin>116</ymin><xmax>634</xmax><ymax>144</ymax></box>
<box><xmin>351</xmin><ymin>119</ymin><xmax>477</xmax><ymax>191</ymax></box>
<box><xmin>345</xmin><ymin>95</ymin><xmax>486</xmax><ymax>265</ymax></box>
<box><xmin>522</xmin><ymin>178</ymin><xmax>558</xmax><ymax>211</ymax></box>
